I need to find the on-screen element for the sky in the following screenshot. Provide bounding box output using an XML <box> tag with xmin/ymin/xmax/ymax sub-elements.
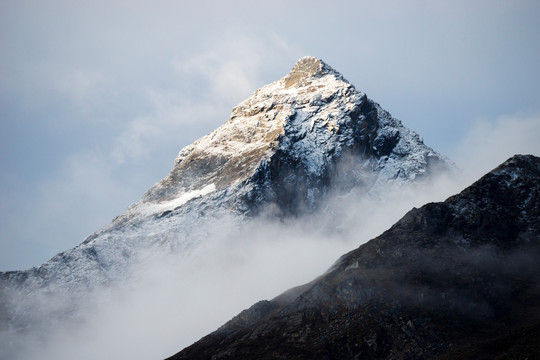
<box><xmin>1</xmin><ymin>0</ymin><xmax>540</xmax><ymax>271</ymax></box>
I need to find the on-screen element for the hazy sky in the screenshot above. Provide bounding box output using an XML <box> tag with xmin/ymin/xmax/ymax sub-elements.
<box><xmin>1</xmin><ymin>0</ymin><xmax>540</xmax><ymax>271</ymax></box>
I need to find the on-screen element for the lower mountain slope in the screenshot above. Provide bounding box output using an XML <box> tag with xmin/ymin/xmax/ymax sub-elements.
<box><xmin>168</xmin><ymin>154</ymin><xmax>540</xmax><ymax>360</ymax></box>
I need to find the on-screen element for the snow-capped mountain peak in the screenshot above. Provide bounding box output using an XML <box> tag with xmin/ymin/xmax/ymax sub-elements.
<box><xmin>1</xmin><ymin>57</ymin><xmax>454</xmax><ymax>344</ymax></box>
<box><xmin>128</xmin><ymin>56</ymin><xmax>451</xmax><ymax>221</ymax></box>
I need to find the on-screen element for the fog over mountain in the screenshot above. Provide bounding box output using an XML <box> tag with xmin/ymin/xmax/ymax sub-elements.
<box><xmin>0</xmin><ymin>57</ymin><xmax>461</xmax><ymax>360</ymax></box>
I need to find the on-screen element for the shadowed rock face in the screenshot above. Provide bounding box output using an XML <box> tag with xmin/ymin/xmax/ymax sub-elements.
<box><xmin>168</xmin><ymin>155</ymin><xmax>540</xmax><ymax>360</ymax></box>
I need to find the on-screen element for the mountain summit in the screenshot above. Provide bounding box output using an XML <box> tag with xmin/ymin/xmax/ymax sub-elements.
<box><xmin>0</xmin><ymin>57</ymin><xmax>453</xmax><ymax>342</ymax></box>
<box><xmin>128</xmin><ymin>55</ymin><xmax>451</xmax><ymax>220</ymax></box>
<box><xmin>283</xmin><ymin>56</ymin><xmax>344</xmax><ymax>87</ymax></box>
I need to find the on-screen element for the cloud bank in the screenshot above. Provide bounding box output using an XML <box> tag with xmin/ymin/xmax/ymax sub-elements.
<box><xmin>1</xmin><ymin>164</ymin><xmax>461</xmax><ymax>360</ymax></box>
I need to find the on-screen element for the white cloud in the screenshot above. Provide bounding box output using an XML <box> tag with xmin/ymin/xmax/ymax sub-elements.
<box><xmin>111</xmin><ymin>117</ymin><xmax>161</xmax><ymax>164</ymax></box>
<box><xmin>172</xmin><ymin>33</ymin><xmax>302</xmax><ymax>101</ymax></box>
<box><xmin>2</xmin><ymin>151</ymin><xmax>154</xmax><ymax>269</ymax></box>
<box><xmin>2</xmin><ymin>171</ymin><xmax>464</xmax><ymax>360</ymax></box>
<box><xmin>173</xmin><ymin>51</ymin><xmax>256</xmax><ymax>101</ymax></box>
<box><xmin>51</xmin><ymin>68</ymin><xmax>109</xmax><ymax>109</ymax></box>
<box><xmin>452</xmin><ymin>112</ymin><xmax>540</xmax><ymax>183</ymax></box>
<box><xmin>109</xmin><ymin>89</ymin><xmax>226</xmax><ymax>164</ymax></box>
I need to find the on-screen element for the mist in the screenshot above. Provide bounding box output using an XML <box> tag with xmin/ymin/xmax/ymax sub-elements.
<box><xmin>0</xmin><ymin>164</ymin><xmax>462</xmax><ymax>360</ymax></box>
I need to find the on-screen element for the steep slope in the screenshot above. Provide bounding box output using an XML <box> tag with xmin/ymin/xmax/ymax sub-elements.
<box><xmin>169</xmin><ymin>154</ymin><xmax>540</xmax><ymax>360</ymax></box>
<box><xmin>0</xmin><ymin>57</ymin><xmax>452</xmax><ymax>333</ymax></box>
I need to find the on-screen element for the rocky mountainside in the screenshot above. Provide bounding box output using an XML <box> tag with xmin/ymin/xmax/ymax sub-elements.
<box><xmin>0</xmin><ymin>57</ymin><xmax>452</xmax><ymax>334</ymax></box>
<box><xmin>169</xmin><ymin>154</ymin><xmax>540</xmax><ymax>360</ymax></box>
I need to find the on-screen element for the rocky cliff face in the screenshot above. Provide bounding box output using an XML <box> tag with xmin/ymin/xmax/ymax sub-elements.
<box><xmin>169</xmin><ymin>155</ymin><xmax>540</xmax><ymax>360</ymax></box>
<box><xmin>0</xmin><ymin>57</ymin><xmax>452</xmax><ymax>336</ymax></box>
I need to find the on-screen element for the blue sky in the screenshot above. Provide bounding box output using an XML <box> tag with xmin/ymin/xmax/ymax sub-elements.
<box><xmin>1</xmin><ymin>0</ymin><xmax>539</xmax><ymax>270</ymax></box>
